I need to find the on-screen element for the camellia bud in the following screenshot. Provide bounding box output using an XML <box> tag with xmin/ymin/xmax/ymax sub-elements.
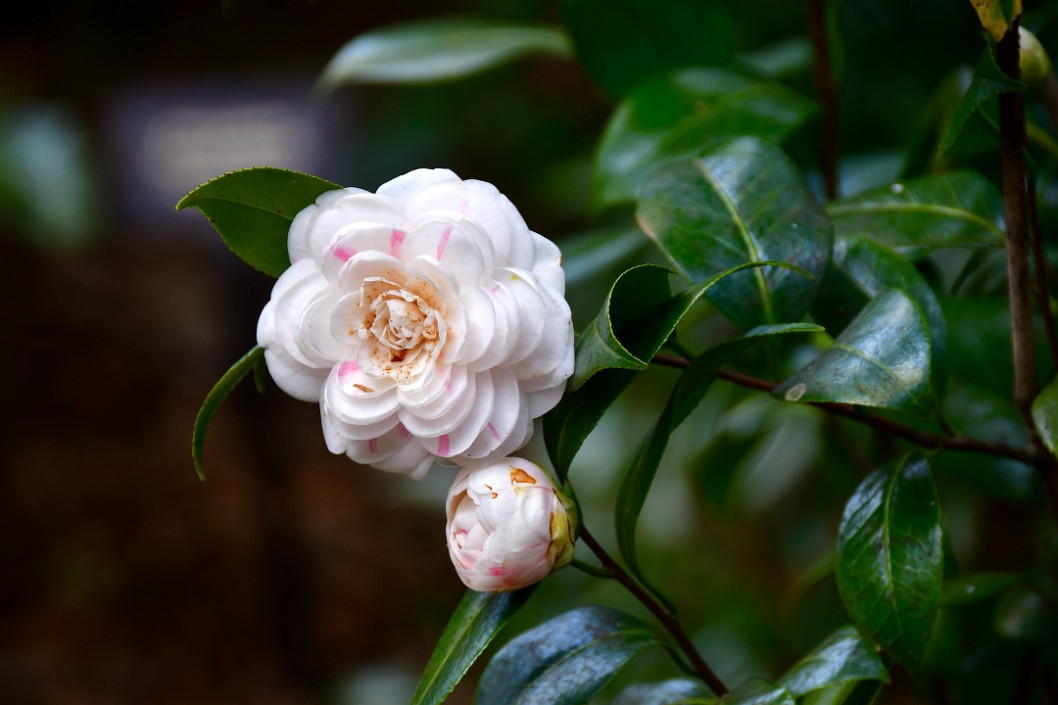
<box><xmin>1020</xmin><ymin>26</ymin><xmax>1053</xmax><ymax>89</ymax></box>
<box><xmin>446</xmin><ymin>458</ymin><xmax>575</xmax><ymax>592</ymax></box>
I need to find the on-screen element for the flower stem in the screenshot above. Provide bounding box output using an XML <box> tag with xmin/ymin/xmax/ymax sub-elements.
<box><xmin>651</xmin><ymin>353</ymin><xmax>1039</xmax><ymax>465</ymax></box>
<box><xmin>578</xmin><ymin>525</ymin><xmax>729</xmax><ymax>697</ymax></box>
<box><xmin>997</xmin><ymin>21</ymin><xmax>1038</xmax><ymax>425</ymax></box>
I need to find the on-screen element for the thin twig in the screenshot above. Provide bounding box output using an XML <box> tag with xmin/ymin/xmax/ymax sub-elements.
<box><xmin>997</xmin><ymin>21</ymin><xmax>1038</xmax><ymax>424</ymax></box>
<box><xmin>578</xmin><ymin>526</ymin><xmax>729</xmax><ymax>697</ymax></box>
<box><xmin>651</xmin><ymin>353</ymin><xmax>1040</xmax><ymax>466</ymax></box>
<box><xmin>808</xmin><ymin>0</ymin><xmax>839</xmax><ymax>200</ymax></box>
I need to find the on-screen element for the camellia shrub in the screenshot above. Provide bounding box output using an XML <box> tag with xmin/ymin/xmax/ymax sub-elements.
<box><xmin>182</xmin><ymin>1</ymin><xmax>1058</xmax><ymax>703</ymax></box>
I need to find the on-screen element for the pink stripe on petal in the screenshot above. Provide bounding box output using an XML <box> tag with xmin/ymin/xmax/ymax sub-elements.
<box><xmin>490</xmin><ymin>284</ymin><xmax>500</xmax><ymax>294</ymax></box>
<box><xmin>436</xmin><ymin>224</ymin><xmax>453</xmax><ymax>260</ymax></box>
<box><xmin>487</xmin><ymin>423</ymin><xmax>500</xmax><ymax>440</ymax></box>
<box><xmin>489</xmin><ymin>567</ymin><xmax>503</xmax><ymax>577</ymax></box>
<box><xmin>337</xmin><ymin>361</ymin><xmax>360</xmax><ymax>380</ymax></box>
<box><xmin>390</xmin><ymin>229</ymin><xmax>406</xmax><ymax>259</ymax></box>
<box><xmin>396</xmin><ymin>424</ymin><xmax>411</xmax><ymax>440</ymax></box>
<box><xmin>437</xmin><ymin>435</ymin><xmax>450</xmax><ymax>455</ymax></box>
<box><xmin>459</xmin><ymin>199</ymin><xmax>470</xmax><ymax>214</ymax></box>
<box><xmin>333</xmin><ymin>246</ymin><xmax>355</xmax><ymax>262</ymax></box>
<box><xmin>368</xmin><ymin>438</ymin><xmax>378</xmax><ymax>453</ymax></box>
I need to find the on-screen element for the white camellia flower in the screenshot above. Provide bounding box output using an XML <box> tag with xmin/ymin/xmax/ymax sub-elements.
<box><xmin>257</xmin><ymin>169</ymin><xmax>574</xmax><ymax>479</ymax></box>
<box><xmin>446</xmin><ymin>458</ymin><xmax>575</xmax><ymax>592</ymax></box>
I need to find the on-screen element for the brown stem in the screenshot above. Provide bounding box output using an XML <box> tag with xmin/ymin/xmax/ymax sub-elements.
<box><xmin>578</xmin><ymin>526</ymin><xmax>729</xmax><ymax>697</ymax></box>
<box><xmin>808</xmin><ymin>0</ymin><xmax>839</xmax><ymax>200</ymax></box>
<box><xmin>1028</xmin><ymin>182</ymin><xmax>1058</xmax><ymax>370</ymax></box>
<box><xmin>997</xmin><ymin>22</ymin><xmax>1038</xmax><ymax>424</ymax></box>
<box><xmin>651</xmin><ymin>353</ymin><xmax>1039</xmax><ymax>466</ymax></box>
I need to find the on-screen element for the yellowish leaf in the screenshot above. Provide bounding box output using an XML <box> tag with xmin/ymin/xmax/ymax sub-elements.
<box><xmin>969</xmin><ymin>0</ymin><xmax>1023</xmax><ymax>42</ymax></box>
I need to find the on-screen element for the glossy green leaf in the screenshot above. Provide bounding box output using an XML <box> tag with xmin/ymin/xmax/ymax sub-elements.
<box><xmin>594</xmin><ymin>69</ymin><xmax>815</xmax><ymax>207</ymax></box>
<box><xmin>1031</xmin><ymin>375</ymin><xmax>1058</xmax><ymax>459</ymax></box>
<box><xmin>827</xmin><ymin>171</ymin><xmax>1004</xmax><ymax>255</ymax></box>
<box><xmin>616</xmin><ymin>324</ymin><xmax>822</xmax><ymax>579</ymax></box>
<box><xmin>410</xmin><ymin>587</ymin><xmax>535</xmax><ymax>705</ymax></box>
<box><xmin>737</xmin><ymin>37</ymin><xmax>813</xmax><ymax>79</ymax></box>
<box><xmin>611</xmin><ymin>679</ymin><xmax>712</xmax><ymax>705</ymax></box>
<box><xmin>568</xmin><ymin>264</ymin><xmax>675</xmax><ymax>391</ymax></box>
<box><xmin>561</xmin><ymin>0</ymin><xmax>734</xmax><ymax>97</ymax></box>
<box><xmin>474</xmin><ymin>606</ymin><xmax>661</xmax><ymax>705</ymax></box>
<box><xmin>940</xmin><ymin>572</ymin><xmax>1020</xmax><ymax>606</ymax></box>
<box><xmin>176</xmin><ymin>167</ymin><xmax>339</xmax><ymax>277</ymax></box>
<box><xmin>835</xmin><ymin>455</ymin><xmax>943</xmax><ymax>674</ymax></box>
<box><xmin>192</xmin><ymin>346</ymin><xmax>264</xmax><ymax>480</ymax></box>
<box><xmin>637</xmin><ymin>137</ymin><xmax>830</xmax><ymax>328</ymax></box>
<box><xmin>800</xmin><ymin>680</ymin><xmax>884</xmax><ymax>705</ymax></box>
<box><xmin>546</xmin><ymin>261</ymin><xmax>800</xmax><ymax>478</ymax></box>
<box><xmin>938</xmin><ymin>45</ymin><xmax>1024</xmax><ymax>156</ymax></box>
<box><xmin>813</xmin><ymin>238</ymin><xmax>948</xmax><ymax>397</ymax></box>
<box><xmin>317</xmin><ymin>18</ymin><xmax>570</xmax><ymax>89</ymax></box>
<box><xmin>719</xmin><ymin>679</ymin><xmax>794</xmax><ymax>705</ymax></box>
<box><xmin>776</xmin><ymin>289</ymin><xmax>932</xmax><ymax>415</ymax></box>
<box><xmin>968</xmin><ymin>0</ymin><xmax>1022</xmax><ymax>42</ymax></box>
<box><xmin>777</xmin><ymin>625</ymin><xmax>889</xmax><ymax>697</ymax></box>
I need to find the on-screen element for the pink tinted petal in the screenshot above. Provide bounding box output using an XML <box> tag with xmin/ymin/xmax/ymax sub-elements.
<box><xmin>401</xmin><ymin>219</ymin><xmax>491</xmax><ymax>285</ymax></box>
<box><xmin>287</xmin><ymin>187</ymin><xmax>367</xmax><ymax>263</ymax></box>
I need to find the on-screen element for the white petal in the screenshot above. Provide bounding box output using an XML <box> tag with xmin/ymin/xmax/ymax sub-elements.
<box><xmin>434</xmin><ymin>371</ymin><xmax>495</xmax><ymax>457</ymax></box>
<box><xmin>529</xmin><ymin>232</ymin><xmax>566</xmax><ymax>297</ymax></box>
<box><xmin>287</xmin><ymin>187</ymin><xmax>366</xmax><ymax>263</ymax></box>
<box><xmin>398</xmin><ymin>370</ymin><xmax>477</xmax><ymax>438</ymax></box>
<box><xmin>323</xmin><ymin>363</ymin><xmax>400</xmax><ymax>424</ymax></box>
<box><xmin>376</xmin><ymin>168</ymin><xmax>461</xmax><ymax>201</ymax></box>
<box><xmin>397</xmin><ymin>363</ymin><xmax>470</xmax><ymax>420</ymax></box>
<box><xmin>401</xmin><ymin>218</ymin><xmax>492</xmax><ymax>286</ymax></box>
<box><xmin>460</xmin><ymin>367</ymin><xmax>527</xmax><ymax>461</ymax></box>
<box><xmin>466</xmin><ymin>281</ymin><xmax>517</xmax><ymax>373</ymax></box>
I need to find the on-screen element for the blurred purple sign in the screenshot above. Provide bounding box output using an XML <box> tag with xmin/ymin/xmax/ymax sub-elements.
<box><xmin>103</xmin><ymin>76</ymin><xmax>349</xmax><ymax>239</ymax></box>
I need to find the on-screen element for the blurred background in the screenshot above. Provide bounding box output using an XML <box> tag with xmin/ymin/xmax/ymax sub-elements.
<box><xmin>1</xmin><ymin>0</ymin><xmax>1050</xmax><ymax>703</ymax></box>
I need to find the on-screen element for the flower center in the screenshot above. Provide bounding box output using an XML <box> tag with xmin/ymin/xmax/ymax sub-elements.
<box><xmin>350</xmin><ymin>276</ymin><xmax>445</xmax><ymax>382</ymax></box>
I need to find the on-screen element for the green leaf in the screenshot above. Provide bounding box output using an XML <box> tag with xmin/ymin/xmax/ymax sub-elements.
<box><xmin>835</xmin><ymin>455</ymin><xmax>943</xmax><ymax>675</ymax></box>
<box><xmin>968</xmin><ymin>0</ymin><xmax>1023</xmax><ymax>42</ymax></box>
<box><xmin>775</xmin><ymin>289</ymin><xmax>932</xmax><ymax>416</ymax></box>
<box><xmin>474</xmin><ymin>606</ymin><xmax>661</xmax><ymax>705</ymax></box>
<box><xmin>719</xmin><ymin>679</ymin><xmax>794</xmax><ymax>705</ymax></box>
<box><xmin>611</xmin><ymin>679</ymin><xmax>712</xmax><ymax>705</ymax></box>
<box><xmin>637</xmin><ymin>137</ymin><xmax>831</xmax><ymax>328</ymax></box>
<box><xmin>594</xmin><ymin>69</ymin><xmax>815</xmax><ymax>208</ymax></box>
<box><xmin>176</xmin><ymin>167</ymin><xmax>340</xmax><ymax>277</ymax></box>
<box><xmin>316</xmin><ymin>18</ymin><xmax>571</xmax><ymax>89</ymax></box>
<box><xmin>410</xmin><ymin>587</ymin><xmax>535</xmax><ymax>705</ymax></box>
<box><xmin>827</xmin><ymin>171</ymin><xmax>1005</xmax><ymax>255</ymax></box>
<box><xmin>777</xmin><ymin>625</ymin><xmax>889</xmax><ymax>697</ymax></box>
<box><xmin>545</xmin><ymin>262</ymin><xmax>802</xmax><ymax>478</ymax></box>
<box><xmin>813</xmin><ymin>238</ymin><xmax>948</xmax><ymax>398</ymax></box>
<box><xmin>616</xmin><ymin>324</ymin><xmax>823</xmax><ymax>580</ymax></box>
<box><xmin>1031</xmin><ymin>375</ymin><xmax>1058</xmax><ymax>458</ymax></box>
<box><xmin>938</xmin><ymin>45</ymin><xmax>1025</xmax><ymax>156</ymax></box>
<box><xmin>940</xmin><ymin>572</ymin><xmax>1020</xmax><ymax>606</ymax></box>
<box><xmin>561</xmin><ymin>0</ymin><xmax>734</xmax><ymax>97</ymax></box>
<box><xmin>192</xmin><ymin>346</ymin><xmax>265</xmax><ymax>481</ymax></box>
